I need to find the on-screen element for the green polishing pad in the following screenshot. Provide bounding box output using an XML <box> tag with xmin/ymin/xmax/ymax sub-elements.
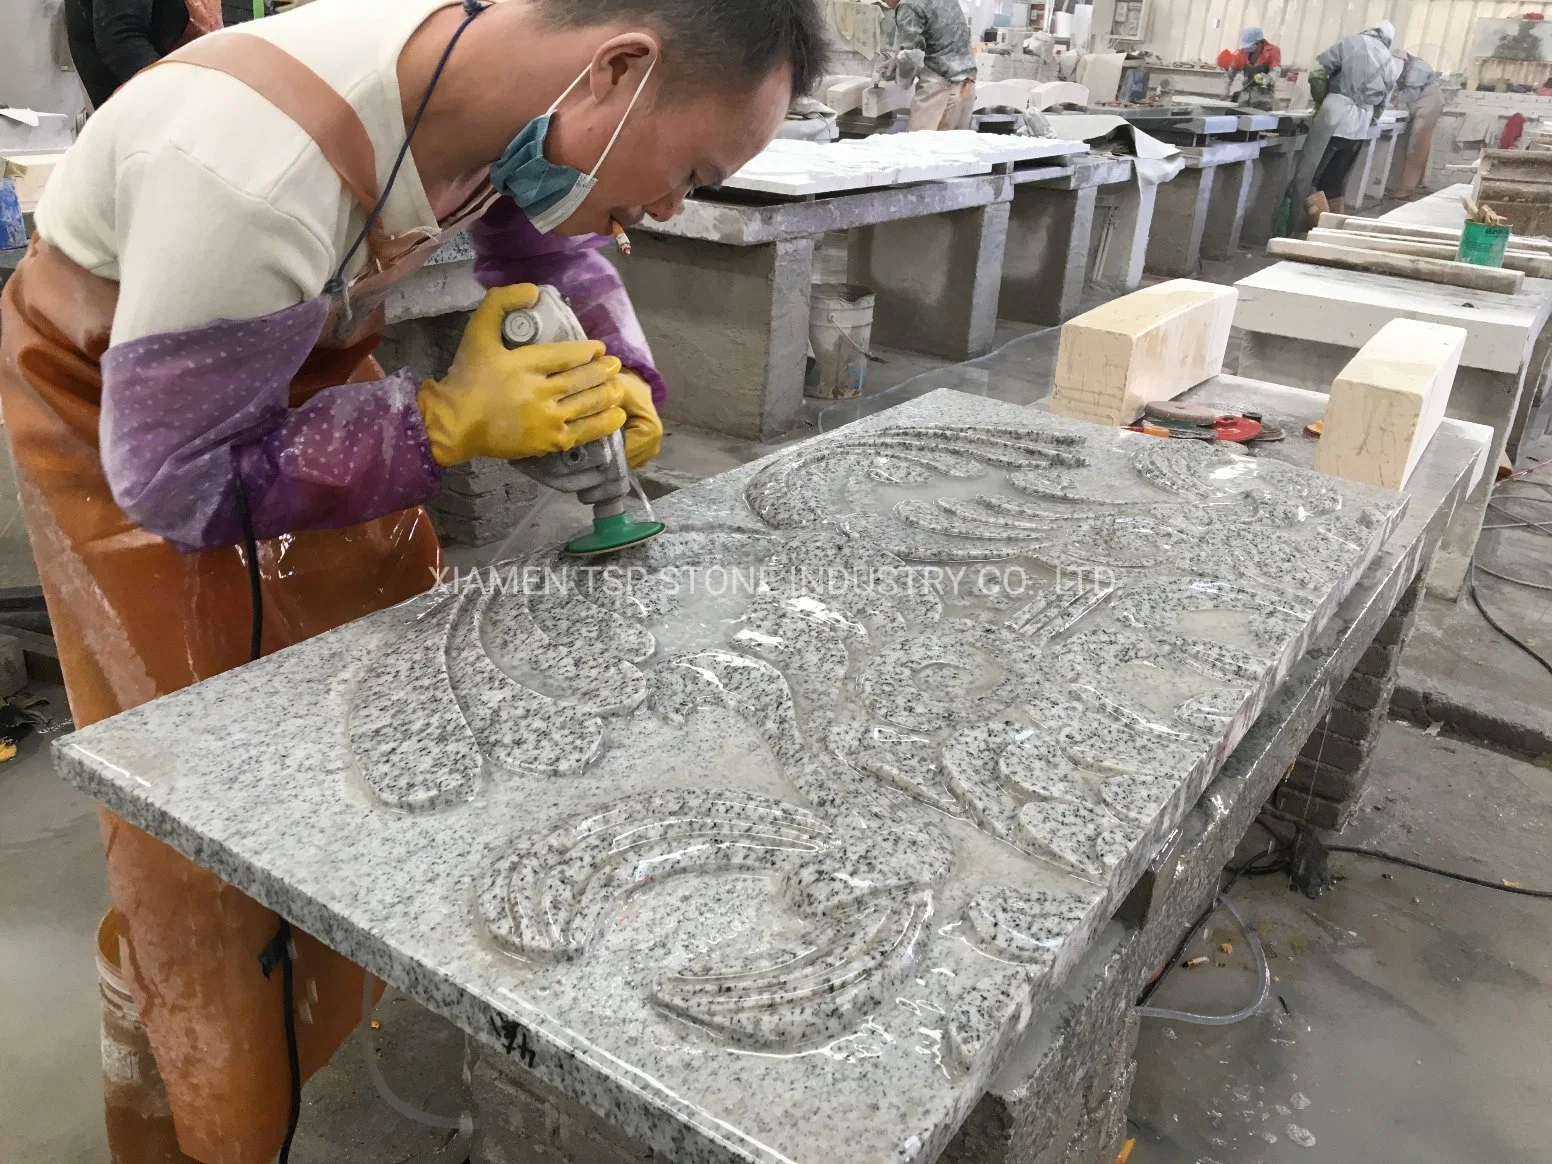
<box><xmin>564</xmin><ymin>510</ymin><xmax>665</xmax><ymax>556</ymax></box>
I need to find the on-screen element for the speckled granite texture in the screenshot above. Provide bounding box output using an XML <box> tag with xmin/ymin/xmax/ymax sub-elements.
<box><xmin>56</xmin><ymin>391</ymin><xmax>1406</xmax><ymax>1164</ymax></box>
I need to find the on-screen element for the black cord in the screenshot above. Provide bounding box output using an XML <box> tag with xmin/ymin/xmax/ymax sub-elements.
<box><xmin>1465</xmin><ymin>469</ymin><xmax>1552</xmax><ymax>678</ymax></box>
<box><xmin>1324</xmin><ymin>844</ymin><xmax>1552</xmax><ymax>899</ymax></box>
<box><xmin>236</xmin><ymin>482</ymin><xmax>302</xmax><ymax>1159</ymax></box>
<box><xmin>259</xmin><ymin>921</ymin><xmax>302</xmax><ymax>1164</ymax></box>
<box><xmin>1468</xmin><ymin>561</ymin><xmax>1552</xmax><ymax>679</ymax></box>
<box><xmin>233</xmin><ymin>480</ymin><xmax>263</xmax><ymax>663</ymax></box>
<box><xmin>240</xmin><ymin>9</ymin><xmax>491</xmax><ymax>1151</ymax></box>
<box><xmin>325</xmin><ymin>0</ymin><xmax>489</xmax><ymax>297</ymax></box>
<box><xmin>1134</xmin><ymin>841</ymin><xmax>1275</xmax><ymax>1009</ymax></box>
<box><xmin>1139</xmin><ymin>811</ymin><xmax>1552</xmax><ymax>1009</ymax></box>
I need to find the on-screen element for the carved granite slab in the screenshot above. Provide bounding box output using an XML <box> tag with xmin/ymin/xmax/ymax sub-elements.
<box><xmin>54</xmin><ymin>391</ymin><xmax>1407</xmax><ymax>1164</ymax></box>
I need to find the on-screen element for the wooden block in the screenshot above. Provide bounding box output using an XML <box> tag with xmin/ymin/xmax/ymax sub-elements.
<box><xmin>1266</xmin><ymin>237</ymin><xmax>1524</xmax><ymax>294</ymax></box>
<box><xmin>1313</xmin><ymin>318</ymin><xmax>1466</xmax><ymax>491</ymax></box>
<box><xmin>1051</xmin><ymin>279</ymin><xmax>1238</xmax><ymax>428</ymax></box>
<box><xmin>1306</xmin><ymin>228</ymin><xmax>1552</xmax><ymax>278</ymax></box>
<box><xmin>0</xmin><ymin>634</ymin><xmax>23</xmax><ymax>697</ymax></box>
<box><xmin>1317</xmin><ymin>212</ymin><xmax>1552</xmax><ymax>255</ymax></box>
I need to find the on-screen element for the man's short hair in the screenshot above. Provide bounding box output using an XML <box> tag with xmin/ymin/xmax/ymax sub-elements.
<box><xmin>538</xmin><ymin>0</ymin><xmax>828</xmax><ymax>97</ymax></box>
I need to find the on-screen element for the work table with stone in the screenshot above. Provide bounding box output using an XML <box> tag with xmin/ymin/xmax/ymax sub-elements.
<box><xmin>1234</xmin><ymin>253</ymin><xmax>1552</xmax><ymax>600</ymax></box>
<box><xmin>54</xmin><ymin>386</ymin><xmax>1446</xmax><ymax>1164</ymax></box>
<box><xmin>946</xmin><ymin>374</ymin><xmax>1487</xmax><ymax>1161</ymax></box>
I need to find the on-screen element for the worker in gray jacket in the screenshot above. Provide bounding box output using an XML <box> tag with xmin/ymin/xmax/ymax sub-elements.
<box><xmin>880</xmin><ymin>0</ymin><xmax>977</xmax><ymax>131</ymax></box>
<box><xmin>1286</xmin><ymin>21</ymin><xmax>1401</xmax><ymax>227</ymax></box>
<box><xmin>1392</xmin><ymin>50</ymin><xmax>1444</xmax><ymax>198</ymax></box>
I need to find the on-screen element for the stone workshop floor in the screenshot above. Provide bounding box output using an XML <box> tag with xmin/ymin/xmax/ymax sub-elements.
<box><xmin>1127</xmin><ymin>722</ymin><xmax>1552</xmax><ymax>1164</ymax></box>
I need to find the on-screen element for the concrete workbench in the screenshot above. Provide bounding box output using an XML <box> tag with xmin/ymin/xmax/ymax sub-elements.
<box><xmin>999</xmin><ymin>154</ymin><xmax>1152</xmax><ymax>325</ymax></box>
<box><xmin>1342</xmin><ymin>113</ymin><xmax>1408</xmax><ymax>212</ymax></box>
<box><xmin>618</xmin><ymin>171</ymin><xmax>1045</xmax><ymax>440</ymax></box>
<box><xmin>949</xmin><ymin>375</ymin><xmax>1488</xmax><ymax>1163</ymax></box>
<box><xmin>1377</xmin><ymin>181</ymin><xmax>1477</xmax><ymax>231</ymax></box>
<box><xmin>1145</xmin><ymin>139</ymin><xmax>1262</xmax><ymax>276</ymax></box>
<box><xmin>1375</xmin><ymin>184</ymin><xmax>1552</xmax><ymax>461</ymax></box>
<box><xmin>1234</xmin><ymin>258</ymin><xmax>1552</xmax><ymax>600</ymax></box>
<box><xmin>1240</xmin><ymin>133</ymin><xmax>1304</xmax><ymax>248</ymax></box>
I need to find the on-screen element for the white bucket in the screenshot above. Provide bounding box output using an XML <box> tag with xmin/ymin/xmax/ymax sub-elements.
<box><xmin>806</xmin><ymin>283</ymin><xmax>875</xmax><ymax>400</ymax></box>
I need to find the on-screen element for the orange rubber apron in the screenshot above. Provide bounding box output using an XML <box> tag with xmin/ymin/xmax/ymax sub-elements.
<box><xmin>0</xmin><ymin>29</ymin><xmax>494</xmax><ymax>1164</ymax></box>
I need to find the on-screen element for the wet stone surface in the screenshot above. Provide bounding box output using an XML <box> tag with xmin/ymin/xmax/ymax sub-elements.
<box><xmin>56</xmin><ymin>395</ymin><xmax>1405</xmax><ymax>1164</ymax></box>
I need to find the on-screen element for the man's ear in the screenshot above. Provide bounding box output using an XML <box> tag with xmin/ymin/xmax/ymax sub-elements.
<box><xmin>588</xmin><ymin>34</ymin><xmax>660</xmax><ymax>102</ymax></box>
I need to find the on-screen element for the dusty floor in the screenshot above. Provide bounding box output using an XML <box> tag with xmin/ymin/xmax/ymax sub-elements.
<box><xmin>1128</xmin><ymin>722</ymin><xmax>1552</xmax><ymax>1163</ymax></box>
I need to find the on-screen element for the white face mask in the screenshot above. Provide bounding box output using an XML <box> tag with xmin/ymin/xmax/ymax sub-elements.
<box><xmin>497</xmin><ymin>56</ymin><xmax>658</xmax><ymax>235</ymax></box>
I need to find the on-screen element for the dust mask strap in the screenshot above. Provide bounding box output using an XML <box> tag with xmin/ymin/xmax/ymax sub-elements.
<box><xmin>583</xmin><ymin>55</ymin><xmax>657</xmax><ymax>179</ymax></box>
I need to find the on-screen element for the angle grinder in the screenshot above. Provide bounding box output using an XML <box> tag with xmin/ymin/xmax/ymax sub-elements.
<box><xmin>503</xmin><ymin>286</ymin><xmax>665</xmax><ymax>556</ymax></box>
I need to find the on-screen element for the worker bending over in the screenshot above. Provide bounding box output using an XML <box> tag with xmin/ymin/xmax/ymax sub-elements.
<box><xmin>1220</xmin><ymin>26</ymin><xmax>1281</xmax><ymax>111</ymax></box>
<box><xmin>0</xmin><ymin>0</ymin><xmax>822</xmax><ymax>1160</ymax></box>
<box><xmin>1288</xmin><ymin>21</ymin><xmax>1400</xmax><ymax>226</ymax></box>
<box><xmin>880</xmin><ymin>0</ymin><xmax>977</xmax><ymax>131</ymax></box>
<box><xmin>1392</xmin><ymin>49</ymin><xmax>1444</xmax><ymax>199</ymax></box>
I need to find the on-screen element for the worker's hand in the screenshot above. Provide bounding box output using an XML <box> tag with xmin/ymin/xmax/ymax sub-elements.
<box><xmin>416</xmin><ymin>285</ymin><xmax>627</xmax><ymax>466</ymax></box>
<box><xmin>615</xmin><ymin>370</ymin><xmax>663</xmax><ymax>467</ymax></box>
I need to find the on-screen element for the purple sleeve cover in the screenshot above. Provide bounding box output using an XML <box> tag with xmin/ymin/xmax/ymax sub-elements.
<box><xmin>99</xmin><ymin>297</ymin><xmax>443</xmax><ymax>552</ymax></box>
<box><xmin>469</xmin><ymin>198</ymin><xmax>668</xmax><ymax>407</ymax></box>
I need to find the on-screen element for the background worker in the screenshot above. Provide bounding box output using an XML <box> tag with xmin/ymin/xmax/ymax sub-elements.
<box><xmin>1287</xmin><ymin>21</ymin><xmax>1401</xmax><ymax>226</ymax></box>
<box><xmin>1391</xmin><ymin>48</ymin><xmax>1445</xmax><ymax>199</ymax></box>
<box><xmin>879</xmin><ymin>0</ymin><xmax>977</xmax><ymax>131</ymax></box>
<box><xmin>0</xmin><ymin>0</ymin><xmax>823</xmax><ymax>1160</ymax></box>
<box><xmin>1218</xmin><ymin>25</ymin><xmax>1282</xmax><ymax>110</ymax></box>
<box><xmin>64</xmin><ymin>0</ymin><xmax>213</xmax><ymax>108</ymax></box>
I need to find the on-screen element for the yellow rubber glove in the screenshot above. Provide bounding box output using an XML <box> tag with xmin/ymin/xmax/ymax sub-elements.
<box><xmin>615</xmin><ymin>370</ymin><xmax>664</xmax><ymax>467</ymax></box>
<box><xmin>416</xmin><ymin>284</ymin><xmax>627</xmax><ymax>466</ymax></box>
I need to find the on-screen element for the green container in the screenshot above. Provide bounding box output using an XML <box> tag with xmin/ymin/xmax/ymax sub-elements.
<box><xmin>1456</xmin><ymin>221</ymin><xmax>1511</xmax><ymax>268</ymax></box>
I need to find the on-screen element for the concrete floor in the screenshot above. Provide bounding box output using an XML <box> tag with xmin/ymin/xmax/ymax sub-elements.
<box><xmin>1128</xmin><ymin>722</ymin><xmax>1552</xmax><ymax>1163</ymax></box>
<box><xmin>1392</xmin><ymin>438</ymin><xmax>1552</xmax><ymax>759</ymax></box>
<box><xmin>0</xmin><ymin>682</ymin><xmax>472</xmax><ymax>1164</ymax></box>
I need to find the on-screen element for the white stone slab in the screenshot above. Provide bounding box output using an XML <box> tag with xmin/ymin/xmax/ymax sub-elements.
<box><xmin>721</xmin><ymin>133</ymin><xmax>1088</xmax><ymax>196</ymax></box>
<box><xmin>976</xmin><ymin>80</ymin><xmax>1091</xmax><ymax>112</ymax></box>
<box><xmin>721</xmin><ymin>138</ymin><xmax>931</xmax><ymax>196</ymax></box>
<box><xmin>1236</xmin><ymin>113</ymin><xmax>1277</xmax><ymax>131</ymax></box>
<box><xmin>1234</xmin><ymin>260</ymin><xmax>1549</xmax><ymax>374</ymax></box>
<box><xmin>1184</xmin><ymin>115</ymin><xmax>1239</xmax><ymax>135</ymax></box>
<box><xmin>1378</xmin><ymin>183</ymin><xmax>1473</xmax><ymax>231</ymax></box>
<box><xmin>1314</xmin><ymin>319</ymin><xmax>1466</xmax><ymax>491</ymax></box>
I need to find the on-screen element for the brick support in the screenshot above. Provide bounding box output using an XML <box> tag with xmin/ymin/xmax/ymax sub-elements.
<box><xmin>1274</xmin><ymin>571</ymin><xmax>1429</xmax><ymax>829</ymax></box>
<box><xmin>471</xmin><ymin>1046</ymin><xmax>654</xmax><ymax>1164</ymax></box>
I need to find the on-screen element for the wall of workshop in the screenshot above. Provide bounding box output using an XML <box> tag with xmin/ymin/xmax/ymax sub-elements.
<box><xmin>1131</xmin><ymin>0</ymin><xmax>1552</xmax><ymax>77</ymax></box>
<box><xmin>0</xmin><ymin>0</ymin><xmax>86</xmax><ymax>118</ymax></box>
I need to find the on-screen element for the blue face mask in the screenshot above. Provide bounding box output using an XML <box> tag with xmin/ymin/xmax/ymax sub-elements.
<box><xmin>490</xmin><ymin>57</ymin><xmax>657</xmax><ymax>234</ymax></box>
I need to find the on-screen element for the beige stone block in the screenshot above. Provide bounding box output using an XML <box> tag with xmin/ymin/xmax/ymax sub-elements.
<box><xmin>1050</xmin><ymin>280</ymin><xmax>1237</xmax><ymax>428</ymax></box>
<box><xmin>1313</xmin><ymin>318</ymin><xmax>1466</xmax><ymax>491</ymax></box>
